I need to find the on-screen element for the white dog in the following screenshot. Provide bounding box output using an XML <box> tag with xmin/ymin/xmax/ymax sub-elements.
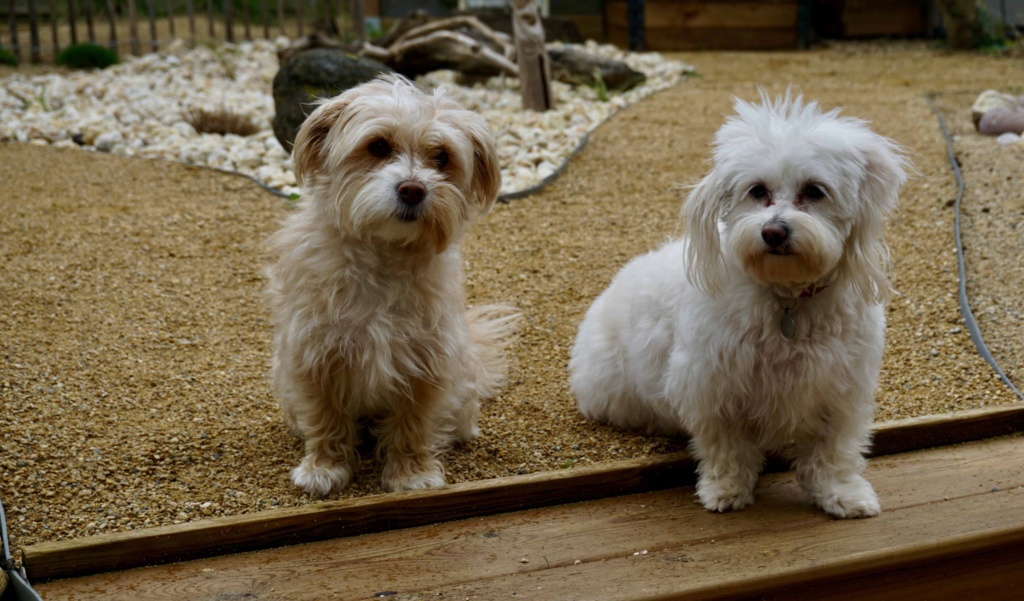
<box><xmin>569</xmin><ymin>93</ymin><xmax>907</xmax><ymax>518</ymax></box>
<box><xmin>267</xmin><ymin>75</ymin><xmax>517</xmax><ymax>496</ymax></box>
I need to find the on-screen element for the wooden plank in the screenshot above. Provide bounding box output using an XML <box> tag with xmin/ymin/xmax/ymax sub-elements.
<box><xmin>427</xmin><ymin>493</ymin><xmax>1024</xmax><ymax>601</ymax></box>
<box><xmin>870</xmin><ymin>403</ymin><xmax>1024</xmax><ymax>456</ymax></box>
<box><xmin>607</xmin><ymin>1</ymin><xmax>798</xmax><ymax>30</ymax></box>
<box><xmin>843</xmin><ymin>7</ymin><xmax>928</xmax><ymax>37</ymax></box>
<box><xmin>22</xmin><ymin>404</ymin><xmax>1024</xmax><ymax>582</ymax></box>
<box><xmin>22</xmin><ymin>452</ymin><xmax>696</xmax><ymax>582</ymax></box>
<box><xmin>610</xmin><ymin>25</ymin><xmax>799</xmax><ymax>50</ymax></box>
<box><xmin>35</xmin><ymin>435</ymin><xmax>1024</xmax><ymax>600</ymax></box>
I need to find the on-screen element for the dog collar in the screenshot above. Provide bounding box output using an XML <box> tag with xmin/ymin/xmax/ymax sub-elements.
<box><xmin>799</xmin><ymin>284</ymin><xmax>828</xmax><ymax>298</ymax></box>
<box><xmin>779</xmin><ymin>283</ymin><xmax>828</xmax><ymax>339</ymax></box>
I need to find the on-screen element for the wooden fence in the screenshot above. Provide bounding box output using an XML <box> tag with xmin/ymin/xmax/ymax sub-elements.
<box><xmin>1</xmin><ymin>0</ymin><xmax>363</xmax><ymax>63</ymax></box>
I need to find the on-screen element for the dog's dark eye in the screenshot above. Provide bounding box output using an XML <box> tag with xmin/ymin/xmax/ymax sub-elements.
<box><xmin>434</xmin><ymin>149</ymin><xmax>449</xmax><ymax>169</ymax></box>
<box><xmin>802</xmin><ymin>184</ymin><xmax>827</xmax><ymax>202</ymax></box>
<box><xmin>368</xmin><ymin>138</ymin><xmax>392</xmax><ymax>158</ymax></box>
<box><xmin>749</xmin><ymin>184</ymin><xmax>770</xmax><ymax>201</ymax></box>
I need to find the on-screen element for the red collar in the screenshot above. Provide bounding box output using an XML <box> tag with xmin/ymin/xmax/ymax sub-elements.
<box><xmin>799</xmin><ymin>284</ymin><xmax>828</xmax><ymax>298</ymax></box>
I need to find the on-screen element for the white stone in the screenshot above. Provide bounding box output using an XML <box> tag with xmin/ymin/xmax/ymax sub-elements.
<box><xmin>971</xmin><ymin>89</ymin><xmax>1023</xmax><ymax>128</ymax></box>
<box><xmin>0</xmin><ymin>39</ymin><xmax>692</xmax><ymax>197</ymax></box>
<box><xmin>996</xmin><ymin>132</ymin><xmax>1021</xmax><ymax>145</ymax></box>
<box><xmin>94</xmin><ymin>131</ymin><xmax>124</xmax><ymax>152</ymax></box>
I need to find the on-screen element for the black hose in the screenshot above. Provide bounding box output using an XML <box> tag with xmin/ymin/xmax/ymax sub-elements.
<box><xmin>926</xmin><ymin>94</ymin><xmax>1023</xmax><ymax>401</ymax></box>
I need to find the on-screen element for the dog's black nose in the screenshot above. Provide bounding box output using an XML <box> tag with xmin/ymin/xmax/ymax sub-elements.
<box><xmin>761</xmin><ymin>222</ymin><xmax>790</xmax><ymax>248</ymax></box>
<box><xmin>397</xmin><ymin>181</ymin><xmax>426</xmax><ymax>206</ymax></box>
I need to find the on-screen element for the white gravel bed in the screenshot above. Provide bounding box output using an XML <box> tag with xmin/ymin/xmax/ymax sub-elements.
<box><xmin>0</xmin><ymin>39</ymin><xmax>691</xmax><ymax>198</ymax></box>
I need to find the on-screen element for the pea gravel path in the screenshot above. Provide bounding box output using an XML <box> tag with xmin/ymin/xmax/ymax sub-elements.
<box><xmin>1</xmin><ymin>42</ymin><xmax>1021</xmax><ymax>556</ymax></box>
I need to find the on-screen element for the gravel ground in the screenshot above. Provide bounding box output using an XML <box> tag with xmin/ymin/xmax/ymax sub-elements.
<box><xmin>1</xmin><ymin>41</ymin><xmax>1022</xmax><ymax>556</ymax></box>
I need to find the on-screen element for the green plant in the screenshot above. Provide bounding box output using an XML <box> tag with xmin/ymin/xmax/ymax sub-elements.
<box><xmin>591</xmin><ymin>68</ymin><xmax>609</xmax><ymax>102</ymax></box>
<box><xmin>0</xmin><ymin>47</ymin><xmax>16</xmax><ymax>67</ymax></box>
<box><xmin>55</xmin><ymin>44</ymin><xmax>119</xmax><ymax>70</ymax></box>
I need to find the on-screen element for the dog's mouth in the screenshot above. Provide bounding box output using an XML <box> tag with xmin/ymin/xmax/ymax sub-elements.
<box><xmin>396</xmin><ymin>206</ymin><xmax>421</xmax><ymax>222</ymax></box>
<box><xmin>765</xmin><ymin>246</ymin><xmax>794</xmax><ymax>256</ymax></box>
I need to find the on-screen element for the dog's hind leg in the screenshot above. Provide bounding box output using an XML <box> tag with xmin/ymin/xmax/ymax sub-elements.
<box><xmin>448</xmin><ymin>305</ymin><xmax>519</xmax><ymax>442</ymax></box>
<box><xmin>378</xmin><ymin>377</ymin><xmax>448</xmax><ymax>492</ymax></box>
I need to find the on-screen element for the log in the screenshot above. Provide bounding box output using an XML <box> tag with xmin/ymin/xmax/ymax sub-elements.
<box><xmin>388</xmin><ymin>30</ymin><xmax>519</xmax><ymax>79</ymax></box>
<box><xmin>511</xmin><ymin>0</ymin><xmax>554</xmax><ymax>111</ymax></box>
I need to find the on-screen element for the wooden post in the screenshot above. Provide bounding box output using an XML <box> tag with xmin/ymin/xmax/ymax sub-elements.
<box><xmin>104</xmin><ymin>0</ymin><xmax>118</xmax><ymax>50</ymax></box>
<box><xmin>127</xmin><ymin>0</ymin><xmax>140</xmax><ymax>55</ymax></box>
<box><xmin>186</xmin><ymin>0</ymin><xmax>196</xmax><ymax>42</ymax></box>
<box><xmin>206</xmin><ymin>0</ymin><xmax>214</xmax><ymax>39</ymax></box>
<box><xmin>243</xmin><ymin>0</ymin><xmax>252</xmax><ymax>40</ymax></box>
<box><xmin>146</xmin><ymin>0</ymin><xmax>157</xmax><ymax>51</ymax></box>
<box><xmin>261</xmin><ymin>0</ymin><xmax>269</xmax><ymax>39</ymax></box>
<box><xmin>47</xmin><ymin>0</ymin><xmax>58</xmax><ymax>56</ymax></box>
<box><xmin>164</xmin><ymin>0</ymin><xmax>176</xmax><ymax>39</ymax></box>
<box><xmin>626</xmin><ymin>0</ymin><xmax>644</xmax><ymax>51</ymax></box>
<box><xmin>350</xmin><ymin>0</ymin><xmax>365</xmax><ymax>46</ymax></box>
<box><xmin>83</xmin><ymin>0</ymin><xmax>95</xmax><ymax>44</ymax></box>
<box><xmin>223</xmin><ymin>0</ymin><xmax>234</xmax><ymax>42</ymax></box>
<box><xmin>511</xmin><ymin>0</ymin><xmax>553</xmax><ymax>112</ymax></box>
<box><xmin>26</xmin><ymin>0</ymin><xmax>41</xmax><ymax>63</ymax></box>
<box><xmin>68</xmin><ymin>0</ymin><xmax>79</xmax><ymax>46</ymax></box>
<box><xmin>6</xmin><ymin>0</ymin><xmax>20</xmax><ymax>63</ymax></box>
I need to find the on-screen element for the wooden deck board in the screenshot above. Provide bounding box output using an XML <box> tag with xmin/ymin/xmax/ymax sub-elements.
<box><xmin>36</xmin><ymin>433</ymin><xmax>1024</xmax><ymax>600</ymax></box>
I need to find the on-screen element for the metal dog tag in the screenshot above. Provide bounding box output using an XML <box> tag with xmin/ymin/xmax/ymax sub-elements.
<box><xmin>780</xmin><ymin>308</ymin><xmax>796</xmax><ymax>339</ymax></box>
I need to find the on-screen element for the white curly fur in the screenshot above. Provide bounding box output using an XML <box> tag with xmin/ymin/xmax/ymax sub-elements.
<box><xmin>569</xmin><ymin>93</ymin><xmax>908</xmax><ymax>518</ymax></box>
<box><xmin>267</xmin><ymin>75</ymin><xmax>517</xmax><ymax>496</ymax></box>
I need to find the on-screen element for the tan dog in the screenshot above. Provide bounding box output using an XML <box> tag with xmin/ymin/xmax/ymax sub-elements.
<box><xmin>267</xmin><ymin>75</ymin><xmax>517</xmax><ymax>496</ymax></box>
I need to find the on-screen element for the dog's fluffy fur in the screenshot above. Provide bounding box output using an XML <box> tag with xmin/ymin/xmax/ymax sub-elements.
<box><xmin>569</xmin><ymin>94</ymin><xmax>908</xmax><ymax>518</ymax></box>
<box><xmin>267</xmin><ymin>75</ymin><xmax>516</xmax><ymax>496</ymax></box>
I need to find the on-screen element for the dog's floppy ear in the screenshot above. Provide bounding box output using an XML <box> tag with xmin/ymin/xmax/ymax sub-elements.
<box><xmin>292</xmin><ymin>98</ymin><xmax>351</xmax><ymax>187</ymax></box>
<box><xmin>843</xmin><ymin>134</ymin><xmax>908</xmax><ymax>304</ymax></box>
<box><xmin>462</xmin><ymin>114</ymin><xmax>502</xmax><ymax>213</ymax></box>
<box><xmin>683</xmin><ymin>172</ymin><xmax>727</xmax><ymax>295</ymax></box>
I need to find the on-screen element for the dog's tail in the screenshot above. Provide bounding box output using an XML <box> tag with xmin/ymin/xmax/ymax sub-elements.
<box><xmin>465</xmin><ymin>304</ymin><xmax>521</xmax><ymax>400</ymax></box>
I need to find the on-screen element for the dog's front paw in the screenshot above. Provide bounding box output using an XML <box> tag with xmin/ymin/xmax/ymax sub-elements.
<box><xmin>291</xmin><ymin>457</ymin><xmax>353</xmax><ymax>497</ymax></box>
<box><xmin>697</xmin><ymin>476</ymin><xmax>756</xmax><ymax>512</ymax></box>
<box><xmin>383</xmin><ymin>467</ymin><xmax>447</xmax><ymax>492</ymax></box>
<box><xmin>814</xmin><ymin>475</ymin><xmax>880</xmax><ymax>519</ymax></box>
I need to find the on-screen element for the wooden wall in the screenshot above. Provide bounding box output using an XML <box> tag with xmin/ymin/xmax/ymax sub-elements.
<box><xmin>606</xmin><ymin>0</ymin><xmax>801</xmax><ymax>51</ymax></box>
<box><xmin>812</xmin><ymin>0</ymin><xmax>932</xmax><ymax>37</ymax></box>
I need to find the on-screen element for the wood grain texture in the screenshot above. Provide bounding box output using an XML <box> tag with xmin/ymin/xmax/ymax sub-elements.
<box><xmin>607</xmin><ymin>25</ymin><xmax>799</xmax><ymax>50</ymax></box>
<box><xmin>606</xmin><ymin>1</ymin><xmax>798</xmax><ymax>29</ymax></box>
<box><xmin>35</xmin><ymin>433</ymin><xmax>1024</xmax><ymax>600</ymax></box>
<box><xmin>22</xmin><ymin>451</ymin><xmax>697</xmax><ymax>582</ymax></box>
